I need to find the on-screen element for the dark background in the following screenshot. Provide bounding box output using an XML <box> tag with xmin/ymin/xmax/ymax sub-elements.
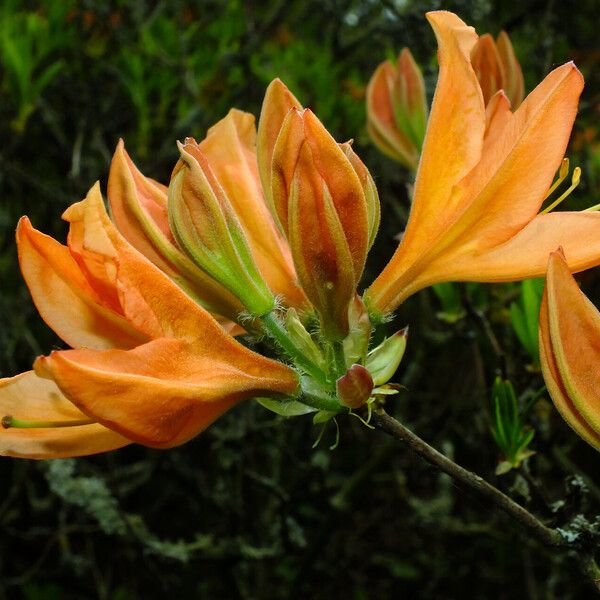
<box><xmin>1</xmin><ymin>1</ymin><xmax>600</xmax><ymax>598</ymax></box>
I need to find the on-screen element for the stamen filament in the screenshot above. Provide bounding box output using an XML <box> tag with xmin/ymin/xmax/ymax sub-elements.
<box><xmin>543</xmin><ymin>158</ymin><xmax>570</xmax><ymax>201</ymax></box>
<box><xmin>540</xmin><ymin>167</ymin><xmax>581</xmax><ymax>215</ymax></box>
<box><xmin>2</xmin><ymin>415</ymin><xmax>96</xmax><ymax>429</ymax></box>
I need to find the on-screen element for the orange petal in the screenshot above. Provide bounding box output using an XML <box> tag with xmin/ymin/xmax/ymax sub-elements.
<box><xmin>405</xmin><ymin>11</ymin><xmax>485</xmax><ymax>251</ymax></box>
<box><xmin>0</xmin><ymin>371</ymin><xmax>130</xmax><ymax>458</ymax></box>
<box><xmin>425</xmin><ymin>211</ymin><xmax>600</xmax><ymax>284</ymax></box>
<box><xmin>471</xmin><ymin>33</ymin><xmax>503</xmax><ymax>105</ymax></box>
<box><xmin>443</xmin><ymin>62</ymin><xmax>583</xmax><ymax>252</ymax></box>
<box><xmin>340</xmin><ymin>142</ymin><xmax>381</xmax><ymax>249</ymax></box>
<box><xmin>257</xmin><ymin>78</ymin><xmax>303</xmax><ymax>213</ymax></box>
<box><xmin>496</xmin><ymin>31</ymin><xmax>525</xmax><ymax>108</ymax></box>
<box><xmin>544</xmin><ymin>251</ymin><xmax>600</xmax><ymax>440</ymax></box>
<box><xmin>36</xmin><ymin>337</ymin><xmax>299</xmax><ymax>448</ymax></box>
<box><xmin>107</xmin><ymin>143</ymin><xmax>243</xmax><ymax>320</ymax></box>
<box><xmin>539</xmin><ymin>294</ymin><xmax>600</xmax><ymax>449</ymax></box>
<box><xmin>108</xmin><ymin>140</ymin><xmax>174</xmax><ymax>271</ymax></box>
<box><xmin>366</xmin><ymin>11</ymin><xmax>484</xmax><ymax>313</ymax></box>
<box><xmin>16</xmin><ymin>217</ymin><xmax>147</xmax><ymax>350</ymax></box>
<box><xmin>302</xmin><ymin>110</ymin><xmax>369</xmax><ymax>281</ymax></box>
<box><xmin>199</xmin><ymin>109</ymin><xmax>307</xmax><ymax>308</ymax></box>
<box><xmin>287</xmin><ymin>140</ymin><xmax>356</xmax><ymax>338</ymax></box>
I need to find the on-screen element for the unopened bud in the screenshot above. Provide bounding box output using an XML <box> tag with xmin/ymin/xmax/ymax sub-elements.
<box><xmin>271</xmin><ymin>108</ymin><xmax>370</xmax><ymax>339</ymax></box>
<box><xmin>168</xmin><ymin>140</ymin><xmax>275</xmax><ymax>316</ymax></box>
<box><xmin>336</xmin><ymin>364</ymin><xmax>374</xmax><ymax>409</ymax></box>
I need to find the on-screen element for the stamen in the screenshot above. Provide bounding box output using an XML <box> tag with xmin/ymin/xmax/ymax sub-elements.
<box><xmin>540</xmin><ymin>167</ymin><xmax>581</xmax><ymax>215</ymax></box>
<box><xmin>543</xmin><ymin>158</ymin><xmax>570</xmax><ymax>201</ymax></box>
<box><xmin>2</xmin><ymin>415</ymin><xmax>96</xmax><ymax>429</ymax></box>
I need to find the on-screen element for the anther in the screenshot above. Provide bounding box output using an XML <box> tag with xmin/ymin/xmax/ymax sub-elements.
<box><xmin>543</xmin><ymin>158</ymin><xmax>570</xmax><ymax>201</ymax></box>
<box><xmin>541</xmin><ymin>166</ymin><xmax>581</xmax><ymax>215</ymax></box>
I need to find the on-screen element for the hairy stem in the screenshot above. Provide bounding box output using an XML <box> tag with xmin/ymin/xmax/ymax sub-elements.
<box><xmin>261</xmin><ymin>311</ymin><xmax>328</xmax><ymax>383</ymax></box>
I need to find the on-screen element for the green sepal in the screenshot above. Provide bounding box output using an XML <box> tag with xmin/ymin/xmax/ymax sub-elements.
<box><xmin>313</xmin><ymin>410</ymin><xmax>338</xmax><ymax>425</ymax></box>
<box><xmin>366</xmin><ymin>327</ymin><xmax>408</xmax><ymax>386</ymax></box>
<box><xmin>256</xmin><ymin>397</ymin><xmax>317</xmax><ymax>417</ymax></box>
<box><xmin>285</xmin><ymin>309</ymin><xmax>327</xmax><ymax>371</ymax></box>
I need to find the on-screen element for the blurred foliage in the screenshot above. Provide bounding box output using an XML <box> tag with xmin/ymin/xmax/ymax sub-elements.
<box><xmin>510</xmin><ymin>277</ymin><xmax>544</xmax><ymax>369</ymax></box>
<box><xmin>1</xmin><ymin>0</ymin><xmax>600</xmax><ymax>598</ymax></box>
<box><xmin>490</xmin><ymin>378</ymin><xmax>537</xmax><ymax>475</ymax></box>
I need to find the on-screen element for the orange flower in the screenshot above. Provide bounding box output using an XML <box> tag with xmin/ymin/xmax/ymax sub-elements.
<box><xmin>539</xmin><ymin>250</ymin><xmax>600</xmax><ymax>450</ymax></box>
<box><xmin>366</xmin><ymin>48</ymin><xmax>426</xmax><ymax>170</ymax></box>
<box><xmin>2</xmin><ymin>80</ymin><xmax>395</xmax><ymax>460</ymax></box>
<box><xmin>1</xmin><ymin>185</ymin><xmax>298</xmax><ymax>458</ymax></box>
<box><xmin>366</xmin><ymin>11</ymin><xmax>600</xmax><ymax>314</ymax></box>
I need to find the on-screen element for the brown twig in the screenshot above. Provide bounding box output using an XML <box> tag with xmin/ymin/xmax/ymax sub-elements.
<box><xmin>371</xmin><ymin>409</ymin><xmax>563</xmax><ymax>547</ymax></box>
<box><xmin>371</xmin><ymin>409</ymin><xmax>600</xmax><ymax>593</ymax></box>
<box><xmin>371</xmin><ymin>408</ymin><xmax>600</xmax><ymax>593</ymax></box>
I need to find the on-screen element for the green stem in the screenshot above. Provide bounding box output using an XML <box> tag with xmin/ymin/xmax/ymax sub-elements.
<box><xmin>299</xmin><ymin>376</ymin><xmax>341</xmax><ymax>413</ymax></box>
<box><xmin>261</xmin><ymin>312</ymin><xmax>328</xmax><ymax>383</ymax></box>
<box><xmin>332</xmin><ymin>341</ymin><xmax>347</xmax><ymax>377</ymax></box>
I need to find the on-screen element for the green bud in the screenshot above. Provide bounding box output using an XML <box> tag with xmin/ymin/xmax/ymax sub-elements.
<box><xmin>168</xmin><ymin>139</ymin><xmax>275</xmax><ymax>316</ymax></box>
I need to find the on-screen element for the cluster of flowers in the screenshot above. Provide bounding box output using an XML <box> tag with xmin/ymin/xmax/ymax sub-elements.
<box><xmin>2</xmin><ymin>12</ymin><xmax>600</xmax><ymax>459</ymax></box>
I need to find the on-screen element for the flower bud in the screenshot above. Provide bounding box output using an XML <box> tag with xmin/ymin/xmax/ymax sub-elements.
<box><xmin>470</xmin><ymin>34</ymin><xmax>504</xmax><ymax>107</ymax></box>
<box><xmin>336</xmin><ymin>364</ymin><xmax>374</xmax><ymax>409</ymax></box>
<box><xmin>366</xmin><ymin>328</ymin><xmax>408</xmax><ymax>386</ymax></box>
<box><xmin>495</xmin><ymin>31</ymin><xmax>525</xmax><ymax>109</ymax></box>
<box><xmin>271</xmin><ymin>108</ymin><xmax>370</xmax><ymax>339</ymax></box>
<box><xmin>168</xmin><ymin>140</ymin><xmax>275</xmax><ymax>316</ymax></box>
<box><xmin>339</xmin><ymin>142</ymin><xmax>381</xmax><ymax>250</ymax></box>
<box><xmin>107</xmin><ymin>141</ymin><xmax>244</xmax><ymax>320</ymax></box>
<box><xmin>285</xmin><ymin>308</ymin><xmax>326</xmax><ymax>371</ymax></box>
<box><xmin>366</xmin><ymin>48</ymin><xmax>426</xmax><ymax>170</ymax></box>
<box><xmin>199</xmin><ymin>109</ymin><xmax>307</xmax><ymax>309</ymax></box>
<box><xmin>257</xmin><ymin>78</ymin><xmax>303</xmax><ymax>215</ymax></box>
